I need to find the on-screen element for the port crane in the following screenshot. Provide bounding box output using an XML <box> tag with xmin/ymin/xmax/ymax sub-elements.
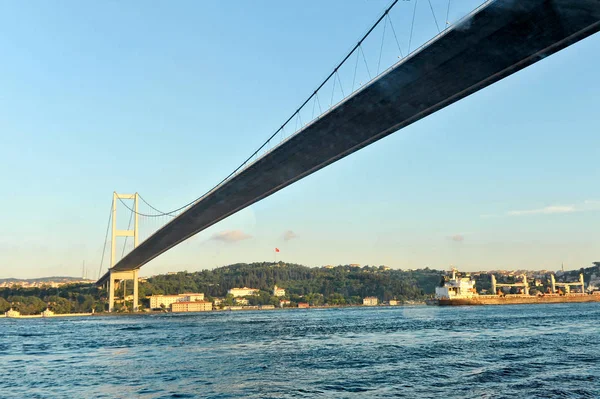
<box><xmin>491</xmin><ymin>274</ymin><xmax>529</xmax><ymax>296</ymax></box>
<box><xmin>551</xmin><ymin>273</ymin><xmax>585</xmax><ymax>294</ymax></box>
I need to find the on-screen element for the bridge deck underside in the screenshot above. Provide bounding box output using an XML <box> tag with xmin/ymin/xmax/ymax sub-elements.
<box><xmin>99</xmin><ymin>0</ymin><xmax>600</xmax><ymax>284</ymax></box>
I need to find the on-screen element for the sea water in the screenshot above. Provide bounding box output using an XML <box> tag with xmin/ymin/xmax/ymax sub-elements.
<box><xmin>1</xmin><ymin>304</ymin><xmax>599</xmax><ymax>398</ymax></box>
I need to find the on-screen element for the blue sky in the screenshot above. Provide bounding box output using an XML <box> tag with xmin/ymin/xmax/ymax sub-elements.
<box><xmin>0</xmin><ymin>1</ymin><xmax>598</xmax><ymax>279</ymax></box>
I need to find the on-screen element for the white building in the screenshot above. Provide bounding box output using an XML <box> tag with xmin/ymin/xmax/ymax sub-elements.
<box><xmin>234</xmin><ymin>297</ymin><xmax>249</xmax><ymax>305</ymax></box>
<box><xmin>171</xmin><ymin>301</ymin><xmax>212</xmax><ymax>312</ymax></box>
<box><xmin>149</xmin><ymin>293</ymin><xmax>205</xmax><ymax>309</ymax></box>
<box><xmin>279</xmin><ymin>299</ymin><xmax>291</xmax><ymax>308</ymax></box>
<box><xmin>363</xmin><ymin>297</ymin><xmax>378</xmax><ymax>306</ymax></box>
<box><xmin>273</xmin><ymin>285</ymin><xmax>286</xmax><ymax>297</ymax></box>
<box><xmin>227</xmin><ymin>287</ymin><xmax>259</xmax><ymax>297</ymax></box>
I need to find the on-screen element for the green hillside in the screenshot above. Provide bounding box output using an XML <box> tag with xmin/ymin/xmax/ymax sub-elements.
<box><xmin>142</xmin><ymin>262</ymin><xmax>442</xmax><ymax>304</ymax></box>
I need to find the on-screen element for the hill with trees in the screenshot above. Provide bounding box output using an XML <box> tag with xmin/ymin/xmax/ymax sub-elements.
<box><xmin>137</xmin><ymin>262</ymin><xmax>441</xmax><ymax>308</ymax></box>
<box><xmin>0</xmin><ymin>262</ymin><xmax>442</xmax><ymax>313</ymax></box>
<box><xmin>3</xmin><ymin>261</ymin><xmax>597</xmax><ymax>313</ymax></box>
<box><xmin>0</xmin><ymin>284</ymin><xmax>103</xmax><ymax>315</ymax></box>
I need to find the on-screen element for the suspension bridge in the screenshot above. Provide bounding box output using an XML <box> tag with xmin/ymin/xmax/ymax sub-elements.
<box><xmin>96</xmin><ymin>0</ymin><xmax>600</xmax><ymax>311</ymax></box>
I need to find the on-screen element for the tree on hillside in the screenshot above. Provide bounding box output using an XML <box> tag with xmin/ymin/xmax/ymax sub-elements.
<box><xmin>0</xmin><ymin>297</ymin><xmax>10</xmax><ymax>313</ymax></box>
<box><xmin>48</xmin><ymin>296</ymin><xmax>73</xmax><ymax>314</ymax></box>
<box><xmin>9</xmin><ymin>296</ymin><xmax>46</xmax><ymax>315</ymax></box>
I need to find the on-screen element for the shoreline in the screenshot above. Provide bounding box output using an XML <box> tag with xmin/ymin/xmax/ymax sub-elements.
<box><xmin>1</xmin><ymin>312</ymin><xmax>93</xmax><ymax>319</ymax></box>
<box><xmin>1</xmin><ymin>302</ymin><xmax>426</xmax><ymax>319</ymax></box>
<box><xmin>3</xmin><ymin>300</ymin><xmax>600</xmax><ymax>319</ymax></box>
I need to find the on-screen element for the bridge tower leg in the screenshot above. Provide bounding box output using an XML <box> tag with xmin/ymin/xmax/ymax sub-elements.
<box><xmin>108</xmin><ymin>193</ymin><xmax>140</xmax><ymax>312</ymax></box>
<box><xmin>109</xmin><ymin>275</ymin><xmax>115</xmax><ymax>312</ymax></box>
<box><xmin>109</xmin><ymin>270</ymin><xmax>139</xmax><ymax>312</ymax></box>
<box><xmin>133</xmin><ymin>269</ymin><xmax>139</xmax><ymax>312</ymax></box>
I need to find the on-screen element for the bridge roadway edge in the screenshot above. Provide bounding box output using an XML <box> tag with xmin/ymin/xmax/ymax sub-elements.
<box><xmin>98</xmin><ymin>0</ymin><xmax>600</xmax><ymax>285</ymax></box>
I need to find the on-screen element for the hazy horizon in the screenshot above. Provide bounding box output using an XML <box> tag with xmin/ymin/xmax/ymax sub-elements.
<box><xmin>2</xmin><ymin>259</ymin><xmax>596</xmax><ymax>281</ymax></box>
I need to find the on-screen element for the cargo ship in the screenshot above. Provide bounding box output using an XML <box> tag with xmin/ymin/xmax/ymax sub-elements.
<box><xmin>427</xmin><ymin>268</ymin><xmax>600</xmax><ymax>306</ymax></box>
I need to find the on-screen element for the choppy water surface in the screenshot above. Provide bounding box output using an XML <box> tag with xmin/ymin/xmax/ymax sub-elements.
<box><xmin>1</xmin><ymin>304</ymin><xmax>599</xmax><ymax>398</ymax></box>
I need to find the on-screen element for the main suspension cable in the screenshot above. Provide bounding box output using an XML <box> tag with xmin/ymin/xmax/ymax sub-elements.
<box><xmin>97</xmin><ymin>203</ymin><xmax>113</xmax><ymax>279</ymax></box>
<box><xmin>138</xmin><ymin>193</ymin><xmax>177</xmax><ymax>217</ymax></box>
<box><xmin>114</xmin><ymin>0</ymin><xmax>401</xmax><ymax>219</ymax></box>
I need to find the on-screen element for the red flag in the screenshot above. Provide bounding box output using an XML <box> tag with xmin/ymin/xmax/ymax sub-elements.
<box><xmin>275</xmin><ymin>248</ymin><xmax>280</xmax><ymax>252</ymax></box>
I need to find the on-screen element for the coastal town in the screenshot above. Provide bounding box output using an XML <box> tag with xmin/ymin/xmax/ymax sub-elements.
<box><xmin>1</xmin><ymin>261</ymin><xmax>599</xmax><ymax>317</ymax></box>
<box><xmin>2</xmin><ymin>283</ymin><xmax>390</xmax><ymax>318</ymax></box>
<box><xmin>145</xmin><ymin>286</ymin><xmax>386</xmax><ymax>313</ymax></box>
<box><xmin>0</xmin><ymin>277</ymin><xmax>94</xmax><ymax>289</ymax></box>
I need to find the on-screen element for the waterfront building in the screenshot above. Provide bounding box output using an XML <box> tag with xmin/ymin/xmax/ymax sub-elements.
<box><xmin>227</xmin><ymin>287</ymin><xmax>259</xmax><ymax>297</ymax></box>
<box><xmin>279</xmin><ymin>299</ymin><xmax>291</xmax><ymax>308</ymax></box>
<box><xmin>298</xmin><ymin>302</ymin><xmax>309</xmax><ymax>308</ymax></box>
<box><xmin>213</xmin><ymin>298</ymin><xmax>223</xmax><ymax>305</ymax></box>
<box><xmin>171</xmin><ymin>301</ymin><xmax>212</xmax><ymax>312</ymax></box>
<box><xmin>5</xmin><ymin>309</ymin><xmax>20</xmax><ymax>317</ymax></box>
<box><xmin>259</xmin><ymin>305</ymin><xmax>275</xmax><ymax>310</ymax></box>
<box><xmin>149</xmin><ymin>293</ymin><xmax>205</xmax><ymax>309</ymax></box>
<box><xmin>389</xmin><ymin>300</ymin><xmax>399</xmax><ymax>306</ymax></box>
<box><xmin>363</xmin><ymin>297</ymin><xmax>378</xmax><ymax>306</ymax></box>
<box><xmin>273</xmin><ymin>285</ymin><xmax>286</xmax><ymax>297</ymax></box>
<box><xmin>234</xmin><ymin>298</ymin><xmax>249</xmax><ymax>305</ymax></box>
<box><xmin>41</xmin><ymin>309</ymin><xmax>55</xmax><ymax>317</ymax></box>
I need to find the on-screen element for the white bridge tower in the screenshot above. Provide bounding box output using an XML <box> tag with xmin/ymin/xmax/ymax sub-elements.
<box><xmin>107</xmin><ymin>192</ymin><xmax>140</xmax><ymax>312</ymax></box>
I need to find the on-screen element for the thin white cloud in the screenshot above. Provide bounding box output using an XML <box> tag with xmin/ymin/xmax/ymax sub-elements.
<box><xmin>283</xmin><ymin>230</ymin><xmax>298</xmax><ymax>241</ymax></box>
<box><xmin>504</xmin><ymin>200</ymin><xmax>600</xmax><ymax>217</ymax></box>
<box><xmin>508</xmin><ymin>205</ymin><xmax>575</xmax><ymax>216</ymax></box>
<box><xmin>210</xmin><ymin>230</ymin><xmax>252</xmax><ymax>243</ymax></box>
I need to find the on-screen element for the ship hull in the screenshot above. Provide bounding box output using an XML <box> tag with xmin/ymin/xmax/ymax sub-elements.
<box><xmin>429</xmin><ymin>294</ymin><xmax>600</xmax><ymax>306</ymax></box>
